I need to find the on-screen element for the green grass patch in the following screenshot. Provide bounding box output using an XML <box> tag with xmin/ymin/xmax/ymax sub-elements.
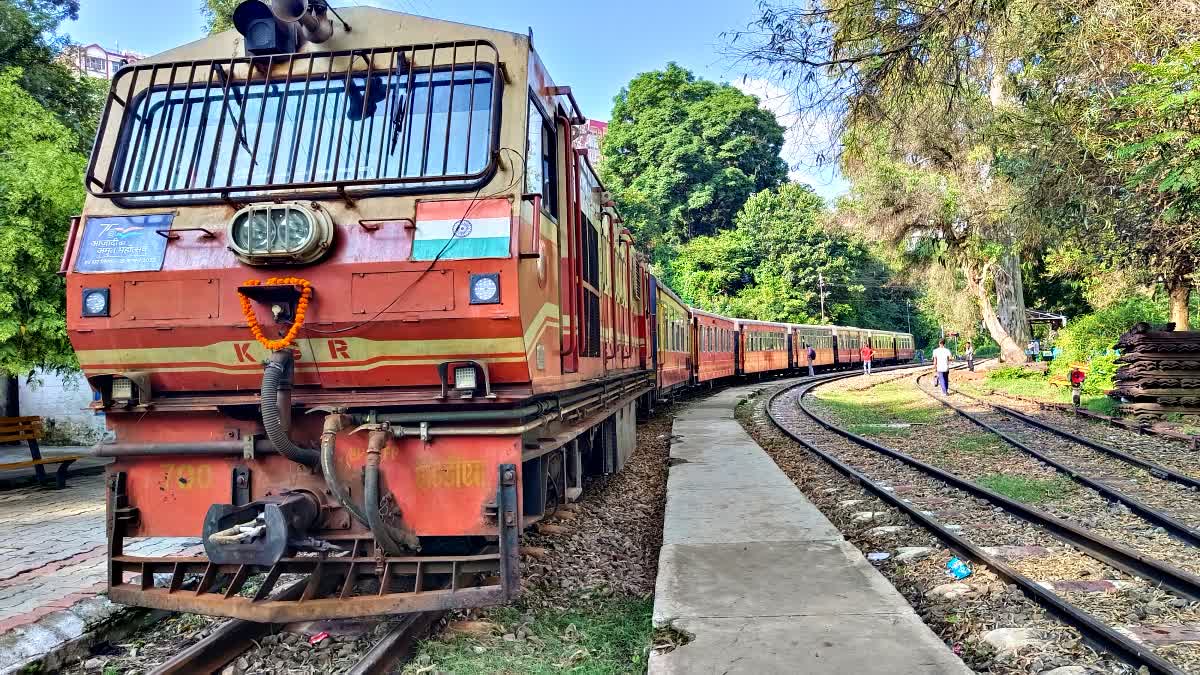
<box><xmin>976</xmin><ymin>474</ymin><xmax>1076</xmax><ymax>504</ymax></box>
<box><xmin>845</xmin><ymin>424</ymin><xmax>913</xmax><ymax>438</ymax></box>
<box><xmin>816</xmin><ymin>381</ymin><xmax>947</xmax><ymax>430</ymax></box>
<box><xmin>405</xmin><ymin>597</ymin><xmax>653</xmax><ymax>674</ymax></box>
<box><xmin>947</xmin><ymin>432</ymin><xmax>1005</xmax><ymax>455</ymax></box>
<box><xmin>961</xmin><ymin>377</ymin><xmax>1117</xmax><ymax>415</ymax></box>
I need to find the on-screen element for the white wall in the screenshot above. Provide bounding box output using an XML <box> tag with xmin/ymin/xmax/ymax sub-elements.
<box><xmin>18</xmin><ymin>370</ymin><xmax>108</xmax><ymax>445</ymax></box>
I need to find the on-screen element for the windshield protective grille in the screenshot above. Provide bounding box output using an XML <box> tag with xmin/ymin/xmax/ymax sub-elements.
<box><xmin>86</xmin><ymin>41</ymin><xmax>502</xmax><ymax>203</ymax></box>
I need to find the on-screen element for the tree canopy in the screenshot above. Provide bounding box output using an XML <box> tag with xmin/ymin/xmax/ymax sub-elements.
<box><xmin>0</xmin><ymin>68</ymin><xmax>86</xmax><ymax>375</ymax></box>
<box><xmin>0</xmin><ymin>0</ymin><xmax>103</xmax><ymax>147</ymax></box>
<box><xmin>673</xmin><ymin>182</ymin><xmax>916</xmax><ymax>330</ymax></box>
<box><xmin>0</xmin><ymin>0</ymin><xmax>91</xmax><ymax>376</ymax></box>
<box><xmin>600</xmin><ymin>63</ymin><xmax>788</xmax><ymax>264</ymax></box>
<box><xmin>726</xmin><ymin>0</ymin><xmax>1200</xmax><ymax>360</ymax></box>
<box><xmin>201</xmin><ymin>0</ymin><xmax>237</xmax><ymax>34</ymax></box>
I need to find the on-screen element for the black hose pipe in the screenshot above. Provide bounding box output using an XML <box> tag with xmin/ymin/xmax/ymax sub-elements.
<box><xmin>364</xmin><ymin>428</ymin><xmax>406</xmax><ymax>554</ymax></box>
<box><xmin>260</xmin><ymin>349</ymin><xmax>320</xmax><ymax>468</ymax></box>
<box><xmin>320</xmin><ymin>413</ymin><xmax>370</xmax><ymax>527</ymax></box>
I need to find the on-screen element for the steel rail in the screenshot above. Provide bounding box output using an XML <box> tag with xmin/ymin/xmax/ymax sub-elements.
<box><xmin>951</xmin><ymin>387</ymin><xmax>1200</xmax><ymax>490</ymax></box>
<box><xmin>796</xmin><ymin>373</ymin><xmax>1200</xmax><ymax>601</ymax></box>
<box><xmin>346</xmin><ymin>611</ymin><xmax>446</xmax><ymax>675</ymax></box>
<box><xmin>766</xmin><ymin>376</ymin><xmax>1183</xmax><ymax>675</ymax></box>
<box><xmin>149</xmin><ymin>579</ymin><xmax>308</xmax><ymax>675</ymax></box>
<box><xmin>962</xmin><ymin>387</ymin><xmax>1200</xmax><ymax>448</ymax></box>
<box><xmin>151</xmin><ymin>588</ymin><xmax>448</xmax><ymax>674</ymax></box>
<box><xmin>915</xmin><ymin>373</ymin><xmax>1200</xmax><ymax>548</ymax></box>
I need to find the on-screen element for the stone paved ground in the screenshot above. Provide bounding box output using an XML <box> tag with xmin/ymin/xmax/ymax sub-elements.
<box><xmin>0</xmin><ymin>474</ymin><xmax>201</xmax><ymax>673</ymax></box>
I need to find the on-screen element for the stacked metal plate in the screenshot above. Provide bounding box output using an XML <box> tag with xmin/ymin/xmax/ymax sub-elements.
<box><xmin>1113</xmin><ymin>322</ymin><xmax>1200</xmax><ymax>420</ymax></box>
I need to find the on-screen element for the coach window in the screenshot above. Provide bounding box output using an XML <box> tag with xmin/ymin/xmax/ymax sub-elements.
<box><xmin>525</xmin><ymin>98</ymin><xmax>558</xmax><ymax>218</ymax></box>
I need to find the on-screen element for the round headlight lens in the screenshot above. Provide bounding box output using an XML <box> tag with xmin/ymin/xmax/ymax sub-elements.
<box><xmin>472</xmin><ymin>276</ymin><xmax>498</xmax><ymax>303</ymax></box>
<box><xmin>84</xmin><ymin>291</ymin><xmax>107</xmax><ymax>315</ymax></box>
<box><xmin>272</xmin><ymin>208</ymin><xmax>313</xmax><ymax>251</ymax></box>
<box><xmin>232</xmin><ymin>212</ymin><xmax>271</xmax><ymax>251</ymax></box>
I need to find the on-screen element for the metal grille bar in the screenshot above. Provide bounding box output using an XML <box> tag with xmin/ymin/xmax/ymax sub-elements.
<box><xmin>85</xmin><ymin>40</ymin><xmax>503</xmax><ymax>204</ymax></box>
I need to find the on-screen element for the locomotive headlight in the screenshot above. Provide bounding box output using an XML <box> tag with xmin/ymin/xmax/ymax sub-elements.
<box><xmin>82</xmin><ymin>288</ymin><xmax>110</xmax><ymax>317</ymax></box>
<box><xmin>271</xmin><ymin>208</ymin><xmax>313</xmax><ymax>250</ymax></box>
<box><xmin>228</xmin><ymin>203</ymin><xmax>333</xmax><ymax>265</ymax></box>
<box><xmin>453</xmin><ymin>366</ymin><xmax>478</xmax><ymax>391</ymax></box>
<box><xmin>469</xmin><ymin>273</ymin><xmax>500</xmax><ymax>305</ymax></box>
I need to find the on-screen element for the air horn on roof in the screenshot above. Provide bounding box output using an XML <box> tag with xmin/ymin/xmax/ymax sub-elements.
<box><xmin>233</xmin><ymin>0</ymin><xmax>335</xmax><ymax>56</ymax></box>
<box><xmin>272</xmin><ymin>0</ymin><xmax>334</xmax><ymax>44</ymax></box>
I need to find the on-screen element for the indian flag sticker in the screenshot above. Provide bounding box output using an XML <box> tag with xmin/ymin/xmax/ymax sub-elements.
<box><xmin>413</xmin><ymin>199</ymin><xmax>512</xmax><ymax>261</ymax></box>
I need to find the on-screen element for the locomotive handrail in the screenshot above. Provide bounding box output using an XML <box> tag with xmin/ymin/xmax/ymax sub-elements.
<box><xmin>557</xmin><ymin>114</ymin><xmax>579</xmax><ymax>360</ymax></box>
<box><xmin>85</xmin><ymin>40</ymin><xmax>505</xmax><ymax>205</ymax></box>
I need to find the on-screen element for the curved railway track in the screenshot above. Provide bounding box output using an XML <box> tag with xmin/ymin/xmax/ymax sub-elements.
<box><xmin>150</xmin><ymin>603</ymin><xmax>442</xmax><ymax>674</ymax></box>
<box><xmin>766</xmin><ymin>373</ymin><xmax>1198</xmax><ymax>675</ymax></box>
<box><xmin>914</xmin><ymin>374</ymin><xmax>1200</xmax><ymax>549</ymax></box>
<box><xmin>960</xmin><ymin>386</ymin><xmax>1200</xmax><ymax>449</ymax></box>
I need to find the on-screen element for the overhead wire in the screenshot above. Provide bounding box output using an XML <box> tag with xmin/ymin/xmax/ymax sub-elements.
<box><xmin>296</xmin><ymin>146</ymin><xmax>526</xmax><ymax>336</ymax></box>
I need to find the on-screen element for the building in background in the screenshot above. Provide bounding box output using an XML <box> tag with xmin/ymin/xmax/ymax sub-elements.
<box><xmin>18</xmin><ymin>372</ymin><xmax>107</xmax><ymax>445</ymax></box>
<box><xmin>573</xmin><ymin>119</ymin><xmax>608</xmax><ymax>166</ymax></box>
<box><xmin>59</xmin><ymin>44</ymin><xmax>143</xmax><ymax>80</ymax></box>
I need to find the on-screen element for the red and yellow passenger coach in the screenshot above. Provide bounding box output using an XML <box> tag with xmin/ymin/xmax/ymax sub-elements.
<box><xmin>65</xmin><ymin>2</ymin><xmax>652</xmax><ymax>621</ymax></box>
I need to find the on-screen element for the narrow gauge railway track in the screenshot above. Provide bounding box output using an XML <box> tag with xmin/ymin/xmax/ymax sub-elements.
<box><xmin>768</xmin><ymin>374</ymin><xmax>1199</xmax><ymax>674</ymax></box>
<box><xmin>953</xmin><ymin>385</ymin><xmax>1200</xmax><ymax>491</ymax></box>
<box><xmin>920</xmin><ymin>379</ymin><xmax>1200</xmax><ymax>543</ymax></box>
<box><xmin>150</xmin><ymin>603</ymin><xmax>443</xmax><ymax>675</ymax></box>
<box><xmin>964</xmin><ymin>386</ymin><xmax>1200</xmax><ymax>449</ymax></box>
<box><xmin>916</xmin><ymin>372</ymin><xmax>1200</xmax><ymax>547</ymax></box>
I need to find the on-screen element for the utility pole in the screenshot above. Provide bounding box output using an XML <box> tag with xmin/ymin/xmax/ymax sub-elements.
<box><xmin>905</xmin><ymin>299</ymin><xmax>912</xmax><ymax>333</ymax></box>
<box><xmin>818</xmin><ymin>272</ymin><xmax>828</xmax><ymax>323</ymax></box>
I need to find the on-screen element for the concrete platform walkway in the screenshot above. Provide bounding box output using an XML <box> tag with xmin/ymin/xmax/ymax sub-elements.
<box><xmin>650</xmin><ymin>381</ymin><xmax>969</xmax><ymax>674</ymax></box>
<box><xmin>0</xmin><ymin>473</ymin><xmax>200</xmax><ymax>673</ymax></box>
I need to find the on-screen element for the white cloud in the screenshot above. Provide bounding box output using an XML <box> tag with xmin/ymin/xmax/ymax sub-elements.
<box><xmin>734</xmin><ymin>77</ymin><xmax>847</xmax><ymax>202</ymax></box>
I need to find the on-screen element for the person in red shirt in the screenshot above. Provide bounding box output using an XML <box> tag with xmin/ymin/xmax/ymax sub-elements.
<box><xmin>860</xmin><ymin>344</ymin><xmax>874</xmax><ymax>375</ymax></box>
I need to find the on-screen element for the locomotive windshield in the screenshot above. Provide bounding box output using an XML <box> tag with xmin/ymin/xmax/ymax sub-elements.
<box><xmin>87</xmin><ymin>44</ymin><xmax>502</xmax><ymax>203</ymax></box>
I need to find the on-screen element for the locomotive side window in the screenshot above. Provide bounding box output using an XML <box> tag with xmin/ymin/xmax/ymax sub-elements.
<box><xmin>113</xmin><ymin>65</ymin><xmax>496</xmax><ymax>200</ymax></box>
<box><xmin>525</xmin><ymin>98</ymin><xmax>558</xmax><ymax>218</ymax></box>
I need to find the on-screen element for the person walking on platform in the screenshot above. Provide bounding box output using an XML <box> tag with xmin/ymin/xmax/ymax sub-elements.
<box><xmin>805</xmin><ymin>343</ymin><xmax>817</xmax><ymax>377</ymax></box>
<box><xmin>860</xmin><ymin>343</ymin><xmax>874</xmax><ymax>375</ymax></box>
<box><xmin>933</xmin><ymin>339</ymin><xmax>952</xmax><ymax>394</ymax></box>
<box><xmin>964</xmin><ymin>341</ymin><xmax>975</xmax><ymax>372</ymax></box>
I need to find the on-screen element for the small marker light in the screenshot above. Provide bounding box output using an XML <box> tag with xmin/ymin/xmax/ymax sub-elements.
<box><xmin>454</xmin><ymin>366</ymin><xmax>478</xmax><ymax>391</ymax></box>
<box><xmin>111</xmin><ymin>377</ymin><xmax>134</xmax><ymax>402</ymax></box>
<box><xmin>82</xmin><ymin>288</ymin><xmax>110</xmax><ymax>317</ymax></box>
<box><xmin>469</xmin><ymin>273</ymin><xmax>500</xmax><ymax>305</ymax></box>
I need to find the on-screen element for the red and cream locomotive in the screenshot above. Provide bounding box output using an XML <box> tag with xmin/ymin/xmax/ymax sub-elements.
<box><xmin>64</xmin><ymin>1</ymin><xmax>912</xmax><ymax>621</ymax></box>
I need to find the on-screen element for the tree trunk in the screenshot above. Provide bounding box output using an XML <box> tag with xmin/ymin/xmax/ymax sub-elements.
<box><xmin>995</xmin><ymin>252</ymin><xmax>1032</xmax><ymax>347</ymax></box>
<box><xmin>966</xmin><ymin>261</ymin><xmax>1030</xmax><ymax>364</ymax></box>
<box><xmin>1</xmin><ymin>375</ymin><xmax>17</xmax><ymax>418</ymax></box>
<box><xmin>1168</xmin><ymin>281</ymin><xmax>1191</xmax><ymax>331</ymax></box>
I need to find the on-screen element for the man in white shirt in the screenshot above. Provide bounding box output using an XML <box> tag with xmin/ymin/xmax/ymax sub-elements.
<box><xmin>932</xmin><ymin>339</ymin><xmax>952</xmax><ymax>394</ymax></box>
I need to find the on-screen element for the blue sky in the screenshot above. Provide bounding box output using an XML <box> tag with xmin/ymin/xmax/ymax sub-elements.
<box><xmin>66</xmin><ymin>0</ymin><xmax>846</xmax><ymax>200</ymax></box>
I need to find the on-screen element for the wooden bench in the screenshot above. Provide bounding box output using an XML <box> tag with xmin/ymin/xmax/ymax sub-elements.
<box><xmin>0</xmin><ymin>417</ymin><xmax>82</xmax><ymax>489</ymax></box>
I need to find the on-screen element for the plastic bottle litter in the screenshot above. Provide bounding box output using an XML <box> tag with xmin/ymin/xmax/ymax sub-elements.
<box><xmin>867</xmin><ymin>552</ymin><xmax>891</xmax><ymax>563</ymax></box>
<box><xmin>945</xmin><ymin>557</ymin><xmax>972</xmax><ymax>580</ymax></box>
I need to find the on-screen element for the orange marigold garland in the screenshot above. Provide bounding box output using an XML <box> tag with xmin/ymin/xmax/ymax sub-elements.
<box><xmin>238</xmin><ymin>277</ymin><xmax>313</xmax><ymax>351</ymax></box>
